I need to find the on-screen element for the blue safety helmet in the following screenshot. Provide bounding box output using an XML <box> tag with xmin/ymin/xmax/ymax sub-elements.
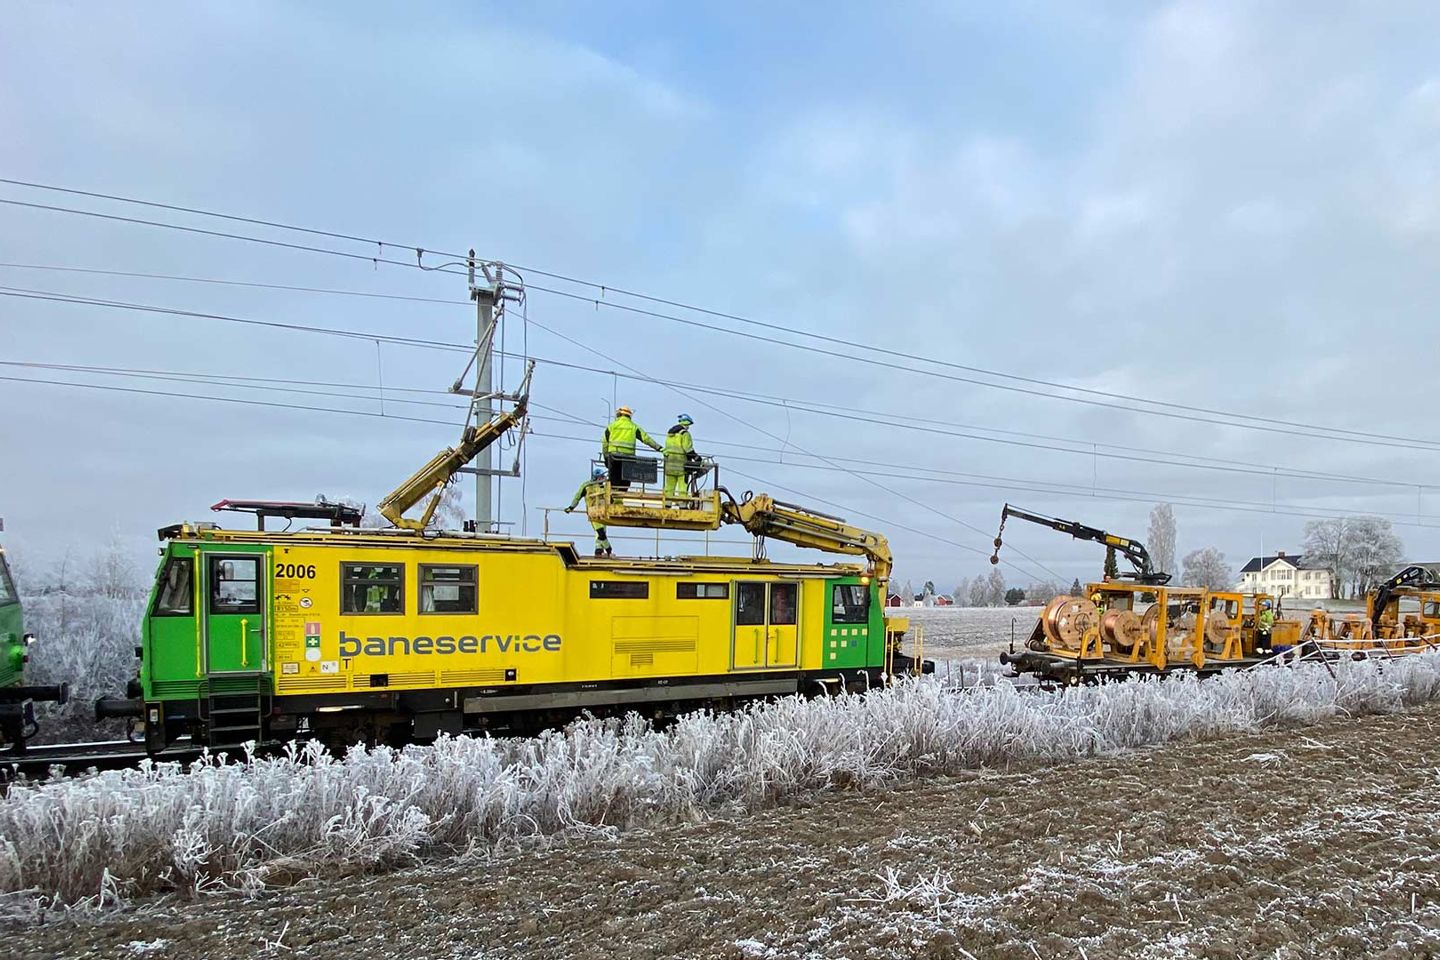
<box><xmin>677</xmin><ymin>414</ymin><xmax>694</xmax><ymax>425</ymax></box>
<box><xmin>592</xmin><ymin>466</ymin><xmax>607</xmax><ymax>480</ymax></box>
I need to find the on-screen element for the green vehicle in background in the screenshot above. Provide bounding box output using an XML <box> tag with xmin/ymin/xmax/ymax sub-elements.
<box><xmin>0</xmin><ymin>528</ymin><xmax>69</xmax><ymax>752</ymax></box>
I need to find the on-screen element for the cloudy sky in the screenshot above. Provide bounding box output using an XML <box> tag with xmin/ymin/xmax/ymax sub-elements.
<box><xmin>4</xmin><ymin>1</ymin><xmax>1440</xmax><ymax>591</ymax></box>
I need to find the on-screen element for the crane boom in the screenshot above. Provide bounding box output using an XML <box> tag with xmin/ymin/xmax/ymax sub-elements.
<box><xmin>1368</xmin><ymin>564</ymin><xmax>1440</xmax><ymax>635</ymax></box>
<box><xmin>989</xmin><ymin>502</ymin><xmax>1169</xmax><ymax>585</ymax></box>
<box><xmin>376</xmin><ymin>364</ymin><xmax>533</xmax><ymax>530</ymax></box>
<box><xmin>720</xmin><ymin>492</ymin><xmax>892</xmax><ymax>581</ymax></box>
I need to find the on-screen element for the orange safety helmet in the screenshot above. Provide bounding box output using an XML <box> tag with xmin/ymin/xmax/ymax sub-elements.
<box><xmin>616</xmin><ymin>405</ymin><xmax>633</xmax><ymax>417</ymax></box>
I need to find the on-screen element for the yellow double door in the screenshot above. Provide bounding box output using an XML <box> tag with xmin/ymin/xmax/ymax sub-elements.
<box><xmin>731</xmin><ymin>581</ymin><xmax>799</xmax><ymax>670</ymax></box>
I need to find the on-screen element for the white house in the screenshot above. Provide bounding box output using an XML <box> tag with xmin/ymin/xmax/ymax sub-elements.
<box><xmin>1237</xmin><ymin>551</ymin><xmax>1333</xmax><ymax>600</ymax></box>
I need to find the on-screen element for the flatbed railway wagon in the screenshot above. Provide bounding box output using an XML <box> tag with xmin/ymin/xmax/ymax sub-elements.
<box><xmin>103</xmin><ymin>522</ymin><xmax>920</xmax><ymax>751</ymax></box>
<box><xmin>1002</xmin><ymin>581</ymin><xmax>1301</xmax><ymax>683</ymax></box>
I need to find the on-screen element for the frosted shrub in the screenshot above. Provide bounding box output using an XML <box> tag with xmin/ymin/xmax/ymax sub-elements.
<box><xmin>20</xmin><ymin>590</ymin><xmax>145</xmax><ymax>743</ymax></box>
<box><xmin>2</xmin><ymin>654</ymin><xmax>1439</xmax><ymax>906</ymax></box>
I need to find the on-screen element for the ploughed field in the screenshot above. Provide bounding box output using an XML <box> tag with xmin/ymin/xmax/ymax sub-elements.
<box><xmin>9</xmin><ymin>700</ymin><xmax>1440</xmax><ymax>959</ymax></box>
<box><xmin>889</xmin><ymin>605</ymin><xmax>1040</xmax><ymax>669</ymax></box>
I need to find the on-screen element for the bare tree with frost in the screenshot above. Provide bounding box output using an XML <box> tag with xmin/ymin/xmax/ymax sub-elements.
<box><xmin>1181</xmin><ymin>547</ymin><xmax>1232</xmax><ymax>591</ymax></box>
<box><xmin>1147</xmin><ymin>503</ymin><xmax>1176</xmax><ymax>579</ymax></box>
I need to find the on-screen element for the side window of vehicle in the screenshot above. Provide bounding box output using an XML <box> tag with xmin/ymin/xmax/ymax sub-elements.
<box><xmin>677</xmin><ymin>582</ymin><xmax>729</xmax><ymax>599</ymax></box>
<box><xmin>590</xmin><ymin>580</ymin><xmax>649</xmax><ymax>599</ymax></box>
<box><xmin>831</xmin><ymin>583</ymin><xmax>869</xmax><ymax>624</ymax></box>
<box><xmin>420</xmin><ymin>565</ymin><xmax>477</xmax><ymax>614</ymax></box>
<box><xmin>154</xmin><ymin>555</ymin><xmax>194</xmax><ymax>616</ymax></box>
<box><xmin>341</xmin><ymin>563</ymin><xmax>405</xmax><ymax>614</ymax></box>
<box><xmin>209</xmin><ymin>556</ymin><xmax>260</xmax><ymax>615</ymax></box>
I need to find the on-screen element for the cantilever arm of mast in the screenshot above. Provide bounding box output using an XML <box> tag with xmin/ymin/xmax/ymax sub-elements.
<box><xmin>377</xmin><ymin>363</ymin><xmax>534</xmax><ymax>530</ymax></box>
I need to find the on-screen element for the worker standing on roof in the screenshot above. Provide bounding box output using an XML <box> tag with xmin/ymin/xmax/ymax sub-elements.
<box><xmin>602</xmin><ymin>405</ymin><xmax>662</xmax><ymax>491</ymax></box>
<box><xmin>566</xmin><ymin>467</ymin><xmax>614</xmax><ymax>557</ymax></box>
<box><xmin>664</xmin><ymin>414</ymin><xmax>696</xmax><ymax>500</ymax></box>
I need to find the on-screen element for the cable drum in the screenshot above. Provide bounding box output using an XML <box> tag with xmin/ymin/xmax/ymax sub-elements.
<box><xmin>1041</xmin><ymin>596</ymin><xmax>1099</xmax><ymax>650</ymax></box>
<box><xmin>1100</xmin><ymin>609</ymin><xmax>1145</xmax><ymax>655</ymax></box>
<box><xmin>1204</xmin><ymin>610</ymin><xmax>1238</xmax><ymax>653</ymax></box>
<box><xmin>1140</xmin><ymin>604</ymin><xmax>1163</xmax><ymax>652</ymax></box>
<box><xmin>1167</xmin><ymin>610</ymin><xmax>1197</xmax><ymax>658</ymax></box>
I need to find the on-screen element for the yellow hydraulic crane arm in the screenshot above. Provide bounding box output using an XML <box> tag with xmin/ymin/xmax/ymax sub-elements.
<box><xmin>720</xmin><ymin>492</ymin><xmax>893</xmax><ymax>582</ymax></box>
<box><xmin>376</xmin><ymin>365</ymin><xmax>532</xmax><ymax>530</ymax></box>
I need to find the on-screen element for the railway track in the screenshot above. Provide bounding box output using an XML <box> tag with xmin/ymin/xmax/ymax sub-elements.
<box><xmin>0</xmin><ymin>737</ymin><xmax>201</xmax><ymax>786</ymax></box>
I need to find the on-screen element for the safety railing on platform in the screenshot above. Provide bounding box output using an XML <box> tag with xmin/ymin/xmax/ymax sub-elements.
<box><xmin>536</xmin><ymin>505</ymin><xmax>753</xmax><ymax>559</ymax></box>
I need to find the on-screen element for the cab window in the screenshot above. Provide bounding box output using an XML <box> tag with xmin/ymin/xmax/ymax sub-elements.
<box><xmin>1207</xmin><ymin>598</ymin><xmax>1238</xmax><ymax>621</ymax></box>
<box><xmin>342</xmin><ymin>563</ymin><xmax>404</xmax><ymax>614</ymax></box>
<box><xmin>209</xmin><ymin>556</ymin><xmax>260</xmax><ymax>615</ymax></box>
<box><xmin>420</xmin><ymin>565</ymin><xmax>477</xmax><ymax>614</ymax></box>
<box><xmin>831</xmin><ymin>583</ymin><xmax>869</xmax><ymax>624</ymax></box>
<box><xmin>154</xmin><ymin>555</ymin><xmax>194</xmax><ymax>616</ymax></box>
<box><xmin>1424</xmin><ymin>601</ymin><xmax>1440</xmax><ymax>619</ymax></box>
<box><xmin>0</xmin><ymin>555</ymin><xmax>15</xmax><ymax>607</ymax></box>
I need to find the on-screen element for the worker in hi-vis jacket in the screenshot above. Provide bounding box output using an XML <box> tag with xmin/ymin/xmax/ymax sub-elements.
<box><xmin>601</xmin><ymin>405</ymin><xmax>662</xmax><ymax>490</ymax></box>
<box><xmin>566</xmin><ymin>466</ymin><xmax>613</xmax><ymax>557</ymax></box>
<box><xmin>664</xmin><ymin>414</ymin><xmax>697</xmax><ymax>499</ymax></box>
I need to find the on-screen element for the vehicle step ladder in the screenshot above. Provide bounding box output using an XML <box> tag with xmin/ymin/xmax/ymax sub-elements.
<box><xmin>202</xmin><ymin>684</ymin><xmax>266</xmax><ymax>751</ymax></box>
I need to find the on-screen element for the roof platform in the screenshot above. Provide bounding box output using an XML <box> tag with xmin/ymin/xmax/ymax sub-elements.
<box><xmin>586</xmin><ymin>486</ymin><xmax>724</xmax><ymax>532</ymax></box>
<box><xmin>586</xmin><ymin>457</ymin><xmax>726</xmax><ymax>532</ymax></box>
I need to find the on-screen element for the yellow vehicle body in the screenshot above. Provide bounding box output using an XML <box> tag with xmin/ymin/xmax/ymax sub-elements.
<box><xmin>137</xmin><ymin>524</ymin><xmax>906</xmax><ymax>748</ymax></box>
<box><xmin>266</xmin><ymin>541</ymin><xmax>846</xmax><ymax>696</ymax></box>
<box><xmin>1301</xmin><ymin>589</ymin><xmax>1440</xmax><ymax>656</ymax></box>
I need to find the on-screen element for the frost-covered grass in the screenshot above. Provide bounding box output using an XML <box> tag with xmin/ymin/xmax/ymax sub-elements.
<box><xmin>4</xmin><ymin>655</ymin><xmax>1440</xmax><ymax>907</ymax></box>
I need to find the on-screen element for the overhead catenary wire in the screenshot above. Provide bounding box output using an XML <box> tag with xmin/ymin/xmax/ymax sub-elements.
<box><xmin>11</xmin><ymin>179</ymin><xmax>1440</xmax><ymax>578</ymax></box>
<box><xmin>516</xmin><ymin>316</ymin><xmax>1067</xmax><ymax>582</ymax></box>
<box><xmin>2</xmin><ymin>358</ymin><xmax>1425</xmax><ymax>525</ymax></box>
<box><xmin>3</xmin><ymin>181</ymin><xmax>1438</xmax><ymax>449</ymax></box>
<box><xmin>18</xmin><ymin>357</ymin><xmax>1426</xmax><ymax>532</ymax></box>
<box><xmin>7</xmin><ymin>372</ymin><xmax>1440</xmax><ymax>536</ymax></box>
<box><xmin>2</xmin><ymin>281</ymin><xmax>1429</xmax><ymax>493</ymax></box>
<box><xmin>0</xmin><ymin>176</ymin><xmax>1424</xmax><ymax>447</ymax></box>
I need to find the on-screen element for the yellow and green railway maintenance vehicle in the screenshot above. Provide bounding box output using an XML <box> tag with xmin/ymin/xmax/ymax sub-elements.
<box><xmin>99</xmin><ymin>380</ymin><xmax>926</xmax><ymax>752</ymax></box>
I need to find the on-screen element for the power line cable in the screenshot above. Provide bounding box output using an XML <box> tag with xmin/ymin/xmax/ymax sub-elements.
<box><xmin>2</xmin><ymin>359</ymin><xmax>1420</xmax><ymax>526</ymax></box>
<box><xmin>4</xmin><ymin>182</ymin><xmax>1437</xmax><ymax>448</ymax></box>
<box><xmin>6</xmin><ymin>372</ymin><xmax>1439</xmax><ymax>533</ymax></box>
<box><xmin>5</xmin><ymin>280</ymin><xmax>1428</xmax><ymax>491</ymax></box>
<box><xmin>526</xmin><ymin>327</ymin><xmax>1068</xmax><ymax>582</ymax></box>
<box><xmin>0</xmin><ymin>260</ymin><xmax>466</xmax><ymax>305</ymax></box>
<box><xmin>529</xmin><ymin>427</ymin><xmax>1431</xmax><ymax>524</ymax></box>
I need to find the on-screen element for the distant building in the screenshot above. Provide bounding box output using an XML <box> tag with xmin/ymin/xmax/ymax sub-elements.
<box><xmin>885</xmin><ymin>592</ymin><xmax>904</xmax><ymax>608</ymax></box>
<box><xmin>933</xmin><ymin>595</ymin><xmax>953</xmax><ymax>607</ymax></box>
<box><xmin>1237</xmin><ymin>551</ymin><xmax>1333</xmax><ymax>600</ymax></box>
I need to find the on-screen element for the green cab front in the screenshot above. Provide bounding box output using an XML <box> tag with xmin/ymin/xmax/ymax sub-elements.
<box><xmin>100</xmin><ymin>538</ymin><xmax>274</xmax><ymax>752</ymax></box>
